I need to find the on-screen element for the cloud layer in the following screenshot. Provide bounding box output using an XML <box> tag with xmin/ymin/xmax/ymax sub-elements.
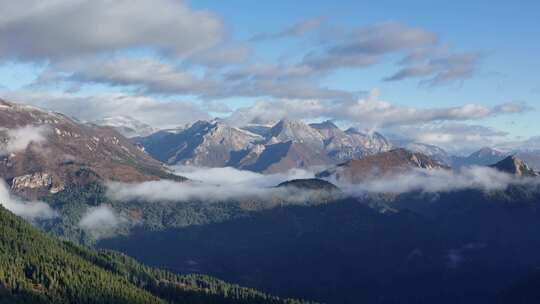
<box><xmin>337</xmin><ymin>166</ymin><xmax>539</xmax><ymax>195</ymax></box>
<box><xmin>107</xmin><ymin>166</ymin><xmax>315</xmax><ymax>203</ymax></box>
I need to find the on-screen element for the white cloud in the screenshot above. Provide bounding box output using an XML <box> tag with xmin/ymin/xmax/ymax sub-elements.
<box><xmin>0</xmin><ymin>125</ymin><xmax>49</xmax><ymax>155</ymax></box>
<box><xmin>0</xmin><ymin>0</ymin><xmax>224</xmax><ymax>61</ymax></box>
<box><xmin>106</xmin><ymin>166</ymin><xmax>317</xmax><ymax>203</ymax></box>
<box><xmin>0</xmin><ymin>180</ymin><xmax>56</xmax><ymax>219</ymax></box>
<box><xmin>173</xmin><ymin>166</ymin><xmax>313</xmax><ymax>187</ymax></box>
<box><xmin>79</xmin><ymin>205</ymin><xmax>123</xmax><ymax>238</ymax></box>
<box><xmin>336</xmin><ymin>166</ymin><xmax>538</xmax><ymax>195</ymax></box>
<box><xmin>52</xmin><ymin>57</ymin><xmax>222</xmax><ymax>96</ymax></box>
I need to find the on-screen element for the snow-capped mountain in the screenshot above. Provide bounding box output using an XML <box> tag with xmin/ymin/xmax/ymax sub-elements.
<box><xmin>94</xmin><ymin>116</ymin><xmax>158</xmax><ymax>138</ymax></box>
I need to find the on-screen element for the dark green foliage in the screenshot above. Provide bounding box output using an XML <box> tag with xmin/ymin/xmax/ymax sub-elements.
<box><xmin>99</xmin><ymin>186</ymin><xmax>540</xmax><ymax>304</ymax></box>
<box><xmin>39</xmin><ymin>182</ymin><xmax>250</xmax><ymax>245</ymax></box>
<box><xmin>0</xmin><ymin>206</ymin><xmax>312</xmax><ymax>304</ymax></box>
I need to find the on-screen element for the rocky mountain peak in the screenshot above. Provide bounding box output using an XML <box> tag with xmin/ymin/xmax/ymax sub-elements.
<box><xmin>491</xmin><ymin>155</ymin><xmax>539</xmax><ymax>177</ymax></box>
<box><xmin>268</xmin><ymin>119</ymin><xmax>325</xmax><ymax>145</ymax></box>
<box><xmin>310</xmin><ymin>120</ymin><xmax>339</xmax><ymax>130</ymax></box>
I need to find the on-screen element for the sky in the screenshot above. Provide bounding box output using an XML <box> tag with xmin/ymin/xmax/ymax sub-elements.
<box><xmin>0</xmin><ymin>0</ymin><xmax>538</xmax><ymax>153</ymax></box>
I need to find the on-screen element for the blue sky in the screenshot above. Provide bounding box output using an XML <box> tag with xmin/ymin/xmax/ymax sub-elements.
<box><xmin>0</xmin><ymin>0</ymin><xmax>538</xmax><ymax>152</ymax></box>
<box><xmin>190</xmin><ymin>0</ymin><xmax>539</xmax><ymax>135</ymax></box>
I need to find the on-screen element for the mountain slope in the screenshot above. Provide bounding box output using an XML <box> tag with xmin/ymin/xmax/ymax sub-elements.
<box><xmin>309</xmin><ymin>122</ymin><xmax>392</xmax><ymax>162</ymax></box>
<box><xmin>317</xmin><ymin>148</ymin><xmax>447</xmax><ymax>183</ymax></box>
<box><xmin>137</xmin><ymin>120</ymin><xmax>262</xmax><ymax>167</ymax></box>
<box><xmin>404</xmin><ymin>142</ymin><xmax>451</xmax><ymax>166</ymax></box>
<box><xmin>0</xmin><ymin>99</ymin><xmax>181</xmax><ymax>199</ymax></box>
<box><xmin>0</xmin><ymin>205</ymin><xmax>310</xmax><ymax>304</ymax></box>
<box><xmin>240</xmin><ymin>141</ymin><xmax>331</xmax><ymax>173</ymax></box>
<box><xmin>98</xmin><ymin>184</ymin><xmax>540</xmax><ymax>304</ymax></box>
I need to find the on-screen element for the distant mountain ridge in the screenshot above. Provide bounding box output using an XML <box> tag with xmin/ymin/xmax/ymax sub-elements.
<box><xmin>136</xmin><ymin>118</ymin><xmax>393</xmax><ymax>173</ymax></box>
<box><xmin>451</xmin><ymin>147</ymin><xmax>510</xmax><ymax>168</ymax></box>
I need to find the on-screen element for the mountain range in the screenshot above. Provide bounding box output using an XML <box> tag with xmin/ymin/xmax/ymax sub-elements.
<box><xmin>94</xmin><ymin>115</ymin><xmax>538</xmax><ymax>173</ymax></box>
<box><xmin>1</xmin><ymin>98</ymin><xmax>540</xmax><ymax>303</ymax></box>
<box><xmin>135</xmin><ymin>118</ymin><xmax>393</xmax><ymax>173</ymax></box>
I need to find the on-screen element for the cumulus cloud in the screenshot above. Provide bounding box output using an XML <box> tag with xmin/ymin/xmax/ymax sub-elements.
<box><xmin>79</xmin><ymin>205</ymin><xmax>123</xmax><ymax>238</ymax></box>
<box><xmin>0</xmin><ymin>0</ymin><xmax>224</xmax><ymax>61</ymax></box>
<box><xmin>336</xmin><ymin>166</ymin><xmax>538</xmax><ymax>195</ymax></box>
<box><xmin>106</xmin><ymin>166</ymin><xmax>318</xmax><ymax>203</ymax></box>
<box><xmin>0</xmin><ymin>125</ymin><xmax>49</xmax><ymax>155</ymax></box>
<box><xmin>0</xmin><ymin>180</ymin><xmax>56</xmax><ymax>219</ymax></box>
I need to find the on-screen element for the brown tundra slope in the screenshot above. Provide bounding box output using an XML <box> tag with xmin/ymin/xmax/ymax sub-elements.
<box><xmin>0</xmin><ymin>99</ymin><xmax>181</xmax><ymax>199</ymax></box>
